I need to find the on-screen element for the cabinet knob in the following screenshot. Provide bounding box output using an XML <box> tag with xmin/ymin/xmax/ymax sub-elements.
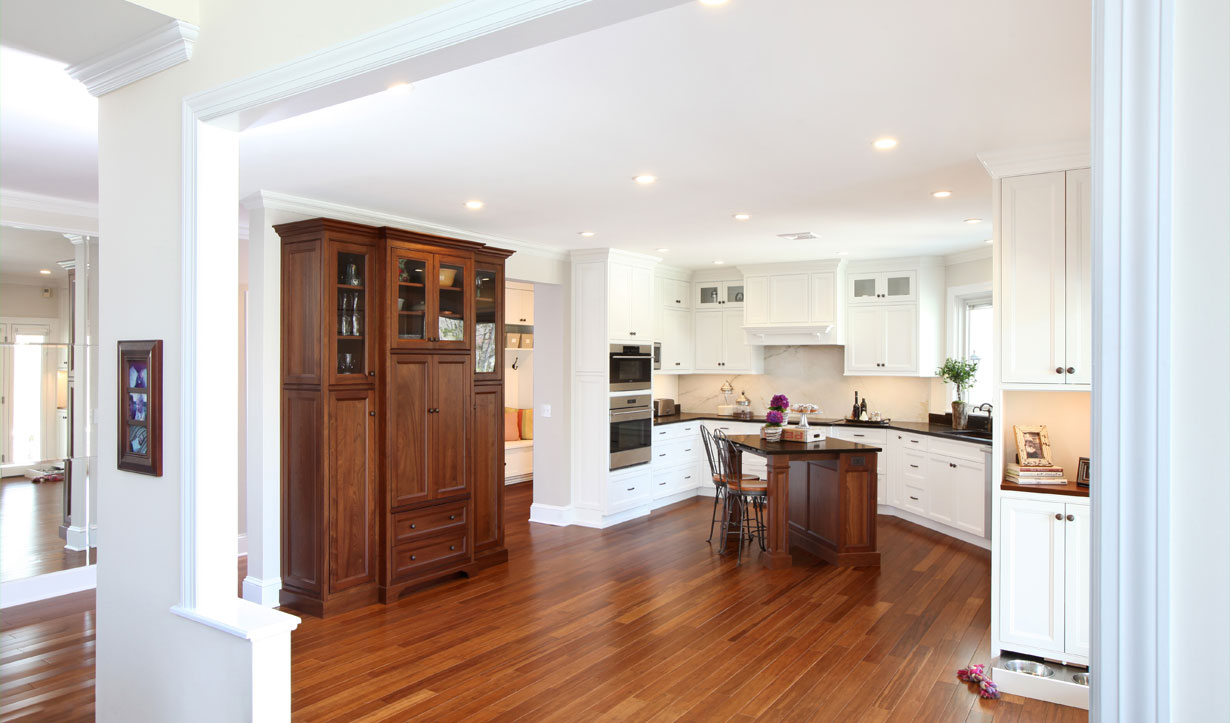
<box><xmin>369</xmin><ymin>411</ymin><xmax>376</xmax><ymax>417</ymax></box>
<box><xmin>1066</xmin><ymin>514</ymin><xmax>1075</xmax><ymax>521</ymax></box>
<box><xmin>368</xmin><ymin>371</ymin><xmax>376</xmax><ymax>377</ymax></box>
<box><xmin>449</xmin><ymin>545</ymin><xmax>456</xmax><ymax>551</ymax></box>
<box><xmin>410</xmin><ymin>555</ymin><xmax>417</xmax><ymax>561</ymax></box>
<box><xmin>1066</xmin><ymin>367</ymin><xmax>1076</xmax><ymax>375</ymax></box>
<box><xmin>449</xmin><ymin>514</ymin><xmax>456</xmax><ymax>520</ymax></box>
<box><xmin>1055</xmin><ymin>513</ymin><xmax>1063</xmax><ymax>520</ymax></box>
<box><xmin>1056</xmin><ymin>367</ymin><xmax>1064</xmax><ymax>374</ymax></box>
<box><xmin>630</xmin><ymin>331</ymin><xmax>636</xmax><ymax>336</ymax></box>
<box><xmin>950</xmin><ymin>462</ymin><xmax>957</xmax><ymax>468</ymax></box>
<box><xmin>674</xmin><ymin>300</ymin><xmax>681</xmax><ymax>304</ymax></box>
<box><xmin>410</xmin><ymin>523</ymin><xmax>416</xmax><ymax>529</ymax></box>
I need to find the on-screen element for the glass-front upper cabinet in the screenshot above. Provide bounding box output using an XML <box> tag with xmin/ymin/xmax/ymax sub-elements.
<box><xmin>390</xmin><ymin>248</ymin><xmax>472</xmax><ymax>350</ymax></box>
<box><xmin>848</xmin><ymin>271</ymin><xmax>916</xmax><ymax>304</ymax></box>
<box><xmin>331</xmin><ymin>243</ymin><xmax>375</xmax><ymax>382</ymax></box>
<box><xmin>474</xmin><ymin>264</ymin><xmax>502</xmax><ymax>380</ymax></box>
<box><xmin>435</xmin><ymin>255</ymin><xmax>470</xmax><ymax>350</ymax></box>
<box><xmin>393</xmin><ymin>250</ymin><xmax>432</xmax><ymax>347</ymax></box>
<box><xmin>695</xmin><ymin>280</ymin><xmax>744</xmax><ymax>309</ymax></box>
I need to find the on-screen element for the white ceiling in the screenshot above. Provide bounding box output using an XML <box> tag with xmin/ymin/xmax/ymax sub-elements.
<box><xmin>0</xmin><ymin>226</ymin><xmax>75</xmax><ymax>283</ymax></box>
<box><xmin>240</xmin><ymin>0</ymin><xmax>1091</xmax><ymax>268</ymax></box>
<box><xmin>0</xmin><ymin>0</ymin><xmax>170</xmax><ymax>66</ymax></box>
<box><xmin>0</xmin><ymin>46</ymin><xmax>98</xmax><ymax>202</ymax></box>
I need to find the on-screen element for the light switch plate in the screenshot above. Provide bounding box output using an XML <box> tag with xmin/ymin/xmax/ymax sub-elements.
<box><xmin>540</xmin><ymin>404</ymin><xmax>551</xmax><ymax>418</ymax></box>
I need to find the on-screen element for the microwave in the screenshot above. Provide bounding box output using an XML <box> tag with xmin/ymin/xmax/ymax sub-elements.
<box><xmin>610</xmin><ymin>344</ymin><xmax>653</xmax><ymax>391</ymax></box>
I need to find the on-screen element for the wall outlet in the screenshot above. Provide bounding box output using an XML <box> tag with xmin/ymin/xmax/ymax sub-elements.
<box><xmin>540</xmin><ymin>403</ymin><xmax>551</xmax><ymax>418</ymax></box>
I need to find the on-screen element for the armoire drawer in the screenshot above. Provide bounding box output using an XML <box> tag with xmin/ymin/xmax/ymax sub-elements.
<box><xmin>391</xmin><ymin>533</ymin><xmax>469</xmax><ymax>580</ymax></box>
<box><xmin>392</xmin><ymin>501</ymin><xmax>467</xmax><ymax>545</ymax></box>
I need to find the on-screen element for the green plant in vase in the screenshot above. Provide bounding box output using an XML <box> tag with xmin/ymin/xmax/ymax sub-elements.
<box><xmin>936</xmin><ymin>357</ymin><xmax>979</xmax><ymax>430</ymax></box>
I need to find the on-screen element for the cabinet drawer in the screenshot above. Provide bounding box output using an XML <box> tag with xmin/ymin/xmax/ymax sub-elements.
<box><xmin>652</xmin><ymin>464</ymin><xmax>700</xmax><ymax>498</ymax></box>
<box><xmin>652</xmin><ymin>437</ymin><xmax>701</xmax><ymax>469</ymax></box>
<box><xmin>927</xmin><ymin>437</ymin><xmax>985</xmax><ymax>463</ymax></box>
<box><xmin>653</xmin><ymin>422</ymin><xmax>700</xmax><ymax>443</ymax></box>
<box><xmin>392</xmin><ymin>502</ymin><xmax>467</xmax><ymax>545</ymax></box>
<box><xmin>391</xmin><ymin>533</ymin><xmax>468</xmax><ymax>579</ymax></box>
<box><xmin>829</xmin><ymin>426</ymin><xmax>888</xmax><ymax>446</ymax></box>
<box><xmin>608</xmin><ymin>474</ymin><xmax>651</xmax><ymax>509</ymax></box>
<box><xmin>903</xmin><ymin>449</ymin><xmax>927</xmax><ymax>480</ymax></box>
<box><xmin>901</xmin><ymin>483</ymin><xmax>927</xmax><ymax>516</ymax></box>
<box><xmin>897</xmin><ymin>432</ymin><xmax>929</xmax><ymax>451</ymax></box>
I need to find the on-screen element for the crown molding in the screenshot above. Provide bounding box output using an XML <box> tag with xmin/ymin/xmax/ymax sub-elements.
<box><xmin>67</xmin><ymin>19</ymin><xmax>198</xmax><ymax>97</ymax></box>
<box><xmin>241</xmin><ymin>189</ymin><xmax>566</xmax><ymax>260</ymax></box>
<box><xmin>738</xmin><ymin>258</ymin><xmax>844</xmax><ymax>275</ymax></box>
<box><xmin>0</xmin><ymin>189</ymin><xmax>99</xmax><ymax>218</ymax></box>
<box><xmin>944</xmin><ymin>246</ymin><xmax>993</xmax><ymax>265</ymax></box>
<box><xmin>976</xmin><ymin>141</ymin><xmax>1092</xmax><ymax>179</ymax></box>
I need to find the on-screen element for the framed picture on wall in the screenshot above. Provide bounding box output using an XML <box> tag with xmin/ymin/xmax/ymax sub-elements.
<box><xmin>1013</xmin><ymin>424</ymin><xmax>1054</xmax><ymax>467</ymax></box>
<box><xmin>118</xmin><ymin>340</ymin><xmax>163</xmax><ymax>476</ymax></box>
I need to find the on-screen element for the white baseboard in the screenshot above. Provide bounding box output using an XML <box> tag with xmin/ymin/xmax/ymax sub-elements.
<box><xmin>64</xmin><ymin>525</ymin><xmax>89</xmax><ymax>551</ymax></box>
<box><xmin>528</xmin><ymin>502</ymin><xmax>572</xmax><ymax>526</ymax></box>
<box><xmin>570</xmin><ymin>504</ymin><xmax>651</xmax><ymax>529</ymax></box>
<box><xmin>505</xmin><ymin>474</ymin><xmax>532</xmax><ymax>485</ymax></box>
<box><xmin>241</xmin><ymin>576</ymin><xmax>283</xmax><ymax>608</ymax></box>
<box><xmin>878</xmin><ymin>505</ymin><xmax>991</xmax><ymax>550</ymax></box>
<box><xmin>1</xmin><ymin>565</ymin><xmax>96</xmax><ymax>608</ymax></box>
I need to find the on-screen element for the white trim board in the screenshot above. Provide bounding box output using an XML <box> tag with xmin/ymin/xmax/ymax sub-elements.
<box><xmin>1</xmin><ymin>565</ymin><xmax>96</xmax><ymax>608</ymax></box>
<box><xmin>67</xmin><ymin>19</ymin><xmax>199</xmax><ymax>97</ymax></box>
<box><xmin>977</xmin><ymin>141</ymin><xmax>1092</xmax><ymax>179</ymax></box>
<box><xmin>0</xmin><ymin>189</ymin><xmax>99</xmax><ymax>218</ymax></box>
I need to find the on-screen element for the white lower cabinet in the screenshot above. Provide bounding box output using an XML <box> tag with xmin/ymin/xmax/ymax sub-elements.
<box><xmin>884</xmin><ymin>432</ymin><xmax>986</xmax><ymax>537</ymax></box>
<box><xmin>608</xmin><ymin>465</ymin><xmax>652</xmax><ymax>513</ymax></box>
<box><xmin>999</xmin><ymin>495</ymin><xmax>1089</xmax><ymax>664</ymax></box>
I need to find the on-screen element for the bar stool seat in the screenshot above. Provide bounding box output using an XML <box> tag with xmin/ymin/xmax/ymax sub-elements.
<box><xmin>721</xmin><ymin>476</ymin><xmax>767</xmax><ymax>492</ymax></box>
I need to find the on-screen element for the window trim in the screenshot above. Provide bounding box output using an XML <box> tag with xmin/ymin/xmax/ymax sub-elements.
<box><xmin>946</xmin><ymin>282</ymin><xmax>993</xmax><ymax>403</ymax></box>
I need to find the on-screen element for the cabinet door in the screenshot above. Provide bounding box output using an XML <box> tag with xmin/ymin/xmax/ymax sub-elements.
<box><xmin>474</xmin><ymin>264</ymin><xmax>502</xmax><ymax>382</ymax></box>
<box><xmin>391</xmin><ymin>249</ymin><xmax>433</xmax><ymax>349</ymax></box>
<box><xmin>629</xmin><ymin>265</ymin><xmax>654</xmax><ymax>340</ymax></box>
<box><xmin>848</xmin><ymin>273</ymin><xmax>881</xmax><ymax>303</ymax></box>
<box><xmin>329</xmin><ymin>242</ymin><xmax>377</xmax><ymax>384</ymax></box>
<box><xmin>506</xmin><ymin>287</ymin><xmax>531</xmax><ymax>325</ymax></box>
<box><xmin>327</xmin><ymin>389</ymin><xmax>378</xmax><ymax>593</ymax></box>
<box><xmin>1001</xmin><ymin>172</ymin><xmax>1067</xmax><ymax>384</ymax></box>
<box><xmin>693</xmin><ymin>311</ymin><xmax>725</xmax><ymax>371</ymax></box>
<box><xmin>695</xmin><ymin>281</ymin><xmax>722</xmax><ymax>309</ymax></box>
<box><xmin>660</xmin><ymin>308</ymin><xmax>693</xmax><ymax>372</ymax></box>
<box><xmin>925</xmin><ymin>455</ymin><xmax>955</xmax><ymax>525</ymax></box>
<box><xmin>472</xmin><ymin>384</ymin><xmax>504</xmax><ymax>554</ymax></box>
<box><xmin>670</xmin><ymin>279</ymin><xmax>691</xmax><ymax>309</ymax></box>
<box><xmin>724</xmin><ymin>280</ymin><xmax>745</xmax><ymax>308</ymax></box>
<box><xmin>999</xmin><ymin>498</ymin><xmax>1066</xmax><ymax>653</ymax></box>
<box><xmin>722</xmin><ymin>309</ymin><xmax>752</xmax><ymax>370</ymax></box>
<box><xmin>768</xmin><ymin>274</ymin><xmax>809</xmax><ymax>324</ymax></box>
<box><xmin>435</xmin><ymin>254</ymin><xmax>472</xmax><ymax>350</ymax></box>
<box><xmin>845</xmin><ymin>307</ymin><xmax>883</xmax><ymax>372</ymax></box>
<box><xmin>882</xmin><ymin>271</ymin><xmax>916</xmax><ymax>302</ymax></box>
<box><xmin>608</xmin><ymin>263</ymin><xmax>632</xmax><ymax>340</ymax></box>
<box><xmin>881</xmin><ymin>304</ymin><xmax>917</xmax><ymax>373</ymax></box>
<box><xmin>388</xmin><ymin>355</ymin><xmax>431</xmax><ymax>508</ymax></box>
<box><xmin>951</xmin><ymin>457</ymin><xmax>985</xmax><ymax>536</ymax></box>
<box><xmin>809</xmin><ymin>272</ymin><xmax>837</xmax><ymax>325</ymax></box>
<box><xmin>743</xmin><ymin>276</ymin><xmax>769</xmax><ymax>325</ymax></box>
<box><xmin>1065</xmin><ymin>169</ymin><xmax>1092</xmax><ymax>385</ymax></box>
<box><xmin>1064</xmin><ymin>503</ymin><xmax>1091</xmax><ymax>658</ymax></box>
<box><xmin>430</xmin><ymin>356</ymin><xmax>471</xmax><ymax>498</ymax></box>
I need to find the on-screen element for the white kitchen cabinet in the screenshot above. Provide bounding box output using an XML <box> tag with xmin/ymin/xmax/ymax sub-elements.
<box><xmin>695</xmin><ymin>280</ymin><xmax>744</xmax><ymax>309</ymax></box>
<box><xmin>608</xmin><ymin>261</ymin><xmax>653</xmax><ymax>342</ymax></box>
<box><xmin>845</xmin><ymin>306</ymin><xmax>884</xmax><ymax>372</ymax></box>
<box><xmin>693</xmin><ymin>309</ymin><xmax>762</xmax><ymax>373</ymax></box>
<box><xmin>768</xmin><ymin>274</ymin><xmax>810</xmax><ymax>324</ymax></box>
<box><xmin>883</xmin><ymin>432</ymin><xmax>986</xmax><ymax>539</ymax></box>
<box><xmin>925</xmin><ymin>455</ymin><xmax>956</xmax><ymax>526</ymax></box>
<box><xmin>506</xmin><ymin>287</ymin><xmax>533</xmax><ymax>325</ymax></box>
<box><xmin>881</xmin><ymin>305</ymin><xmax>918</xmax><ymax>373</ymax></box>
<box><xmin>999</xmin><ymin>495</ymin><xmax>1090</xmax><ymax>664</ymax></box>
<box><xmin>658</xmin><ymin>308</ymin><xmax>693</xmax><ymax>372</ymax></box>
<box><xmin>951</xmin><ymin>456</ymin><xmax>987</xmax><ymax>537</ymax></box>
<box><xmin>656</xmin><ymin>276</ymin><xmax>691</xmax><ymax>309</ymax></box>
<box><xmin>844</xmin><ymin>304</ymin><xmax>918</xmax><ymax>374</ymax></box>
<box><xmin>809</xmin><ymin>272</ymin><xmax>837</xmax><ymax>325</ymax></box>
<box><xmin>848</xmin><ymin>270</ymin><xmax>916</xmax><ymax>304</ymax></box>
<box><xmin>743</xmin><ymin>276</ymin><xmax>769</xmax><ymax>325</ymax></box>
<box><xmin>999</xmin><ymin>169</ymin><xmax>1091</xmax><ymax>386</ymax></box>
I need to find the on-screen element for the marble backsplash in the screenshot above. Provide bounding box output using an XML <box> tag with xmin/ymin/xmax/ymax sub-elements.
<box><xmin>677</xmin><ymin>345</ymin><xmax>948</xmax><ymax>422</ymax></box>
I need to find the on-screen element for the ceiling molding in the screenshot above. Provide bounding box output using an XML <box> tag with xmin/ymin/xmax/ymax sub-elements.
<box><xmin>944</xmin><ymin>246</ymin><xmax>993</xmax><ymax>265</ymax></box>
<box><xmin>0</xmin><ymin>189</ymin><xmax>98</xmax><ymax>218</ymax></box>
<box><xmin>242</xmin><ymin>189</ymin><xmax>566</xmax><ymax>261</ymax></box>
<box><xmin>976</xmin><ymin>141</ymin><xmax>1091</xmax><ymax>179</ymax></box>
<box><xmin>67</xmin><ymin>19</ymin><xmax>198</xmax><ymax>97</ymax></box>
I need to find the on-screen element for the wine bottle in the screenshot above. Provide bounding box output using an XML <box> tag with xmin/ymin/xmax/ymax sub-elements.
<box><xmin>851</xmin><ymin>392</ymin><xmax>860</xmax><ymax>420</ymax></box>
<box><xmin>859</xmin><ymin>397</ymin><xmax>868</xmax><ymax>421</ymax></box>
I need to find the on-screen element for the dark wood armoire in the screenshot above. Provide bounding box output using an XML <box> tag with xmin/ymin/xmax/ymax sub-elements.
<box><xmin>276</xmin><ymin>217</ymin><xmax>510</xmax><ymax>617</ymax></box>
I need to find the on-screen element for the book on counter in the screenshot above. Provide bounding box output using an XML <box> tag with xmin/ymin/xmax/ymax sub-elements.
<box><xmin>1006</xmin><ymin>463</ymin><xmax>1065</xmax><ymax>484</ymax></box>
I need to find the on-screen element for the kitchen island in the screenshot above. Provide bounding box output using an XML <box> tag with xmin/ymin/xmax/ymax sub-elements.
<box><xmin>727</xmin><ymin>435</ymin><xmax>883</xmax><ymax>569</ymax></box>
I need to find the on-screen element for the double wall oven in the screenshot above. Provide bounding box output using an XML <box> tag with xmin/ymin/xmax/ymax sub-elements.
<box><xmin>609</xmin><ymin>344</ymin><xmax>653</xmax><ymax>470</ymax></box>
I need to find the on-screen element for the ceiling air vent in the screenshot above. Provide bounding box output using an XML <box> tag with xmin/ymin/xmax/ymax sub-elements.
<box><xmin>777</xmin><ymin>232</ymin><xmax>818</xmax><ymax>241</ymax></box>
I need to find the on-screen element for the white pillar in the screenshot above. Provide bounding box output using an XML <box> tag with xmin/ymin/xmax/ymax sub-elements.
<box><xmin>62</xmin><ymin>234</ymin><xmax>91</xmax><ymax>551</ymax></box>
<box><xmin>240</xmin><ymin>194</ymin><xmax>283</xmax><ymax>607</ymax></box>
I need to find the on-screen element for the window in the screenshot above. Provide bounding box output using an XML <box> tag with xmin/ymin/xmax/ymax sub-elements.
<box><xmin>957</xmin><ymin>294</ymin><xmax>993</xmax><ymax>407</ymax></box>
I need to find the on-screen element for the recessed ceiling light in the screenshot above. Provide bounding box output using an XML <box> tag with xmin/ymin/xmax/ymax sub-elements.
<box><xmin>656</xmin><ymin>248</ymin><xmax>670</xmax><ymax>253</ymax></box>
<box><xmin>732</xmin><ymin>213</ymin><xmax>751</xmax><ymax>221</ymax></box>
<box><xmin>633</xmin><ymin>174</ymin><xmax>658</xmax><ymax>185</ymax></box>
<box><xmin>386</xmin><ymin>81</ymin><xmax>412</xmax><ymax>93</ymax></box>
<box><xmin>713</xmin><ymin>260</ymin><xmax>725</xmax><ymax>265</ymax></box>
<box><xmin>578</xmin><ymin>231</ymin><xmax>596</xmax><ymax>238</ymax></box>
<box><xmin>873</xmin><ymin>137</ymin><xmax>898</xmax><ymax>150</ymax></box>
<box><xmin>932</xmin><ymin>190</ymin><xmax>952</xmax><ymax>198</ymax></box>
<box><xmin>964</xmin><ymin>218</ymin><xmax>982</xmax><ymax>224</ymax></box>
<box><xmin>39</xmin><ymin>269</ymin><xmax>51</xmax><ymax>275</ymax></box>
<box><xmin>464</xmin><ymin>200</ymin><xmax>484</xmax><ymax>210</ymax></box>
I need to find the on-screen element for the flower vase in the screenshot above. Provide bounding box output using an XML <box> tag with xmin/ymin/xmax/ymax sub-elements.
<box><xmin>761</xmin><ymin>425</ymin><xmax>783</xmax><ymax>442</ymax></box>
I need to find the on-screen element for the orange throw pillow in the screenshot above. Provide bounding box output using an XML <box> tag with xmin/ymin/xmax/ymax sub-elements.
<box><xmin>504</xmin><ymin>408</ymin><xmax>520</xmax><ymax>442</ymax></box>
<box><xmin>518</xmin><ymin>409</ymin><xmax>534</xmax><ymax>440</ymax></box>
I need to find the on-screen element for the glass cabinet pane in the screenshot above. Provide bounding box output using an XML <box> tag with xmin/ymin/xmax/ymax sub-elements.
<box><xmin>698</xmin><ymin>285</ymin><xmax>720</xmax><ymax>305</ymax></box>
<box><xmin>852</xmin><ymin>277</ymin><xmax>878</xmax><ymax>299</ymax></box>
<box><xmin>336</xmin><ymin>251</ymin><xmax>366</xmax><ymax>375</ymax></box>
<box><xmin>396</xmin><ymin>256</ymin><xmax>428</xmax><ymax>341</ymax></box>
<box><xmin>475</xmin><ymin>269</ymin><xmax>498</xmax><ymax>374</ymax></box>
<box><xmin>885</xmin><ymin>274</ymin><xmax>912</xmax><ymax>298</ymax></box>
<box><xmin>437</xmin><ymin>261</ymin><xmax>466</xmax><ymax>341</ymax></box>
<box><xmin>726</xmin><ymin>284</ymin><xmax>744</xmax><ymax>304</ymax></box>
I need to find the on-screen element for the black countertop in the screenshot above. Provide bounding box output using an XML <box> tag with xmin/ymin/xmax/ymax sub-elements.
<box><xmin>653</xmin><ymin>412</ymin><xmax>992</xmax><ymax>447</ymax></box>
<box><xmin>727</xmin><ymin>434</ymin><xmax>883</xmax><ymax>455</ymax></box>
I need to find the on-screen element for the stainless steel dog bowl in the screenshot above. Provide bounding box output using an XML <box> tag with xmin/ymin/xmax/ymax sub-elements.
<box><xmin>1002</xmin><ymin>660</ymin><xmax>1055</xmax><ymax>677</ymax></box>
<box><xmin>1073</xmin><ymin>672</ymin><xmax>1090</xmax><ymax>686</ymax></box>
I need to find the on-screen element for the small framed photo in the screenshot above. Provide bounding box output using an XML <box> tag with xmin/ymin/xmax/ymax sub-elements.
<box><xmin>1077</xmin><ymin>457</ymin><xmax>1091</xmax><ymax>488</ymax></box>
<box><xmin>118</xmin><ymin>340</ymin><xmax>162</xmax><ymax>476</ymax></box>
<box><xmin>1013</xmin><ymin>425</ymin><xmax>1053</xmax><ymax>467</ymax></box>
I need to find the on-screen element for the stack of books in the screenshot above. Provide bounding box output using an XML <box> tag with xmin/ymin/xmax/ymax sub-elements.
<box><xmin>1006</xmin><ymin>463</ymin><xmax>1065</xmax><ymax>485</ymax></box>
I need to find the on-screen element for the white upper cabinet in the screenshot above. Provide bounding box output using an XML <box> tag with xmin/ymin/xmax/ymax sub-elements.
<box><xmin>695</xmin><ymin>280</ymin><xmax>744</xmax><ymax>309</ymax></box>
<box><xmin>693</xmin><ymin>308</ymin><xmax>762</xmax><ymax>373</ymax></box>
<box><xmin>693</xmin><ymin>309</ymin><xmax>724</xmax><ymax>370</ymax></box>
<box><xmin>880</xmin><ymin>305</ymin><xmax>918</xmax><ymax>373</ymax></box>
<box><xmin>842</xmin><ymin>259</ymin><xmax>942</xmax><ymax>376</ymax></box>
<box><xmin>608</xmin><ymin>261</ymin><xmax>653</xmax><ymax>342</ymax></box>
<box><xmin>657</xmin><ymin>276</ymin><xmax>691</xmax><ymax>309</ymax></box>
<box><xmin>845</xmin><ymin>304</ymin><xmax>918</xmax><ymax>374</ymax></box>
<box><xmin>848</xmin><ymin>271</ymin><xmax>917</xmax><ymax>304</ymax></box>
<box><xmin>809</xmin><ymin>272</ymin><xmax>837</xmax><ymax>325</ymax></box>
<box><xmin>658</xmin><ymin>307</ymin><xmax>693</xmax><ymax>373</ymax></box>
<box><xmin>845</xmin><ymin>307</ymin><xmax>885</xmax><ymax>372</ymax></box>
<box><xmin>506</xmin><ymin>287</ymin><xmax>533</xmax><ymax>325</ymax></box>
<box><xmin>738</xmin><ymin>260</ymin><xmax>844</xmax><ymax>344</ymax></box>
<box><xmin>768</xmin><ymin>274</ymin><xmax>810</xmax><ymax>324</ymax></box>
<box><xmin>999</xmin><ymin>168</ymin><xmax>1091</xmax><ymax>387</ymax></box>
<box><xmin>743</xmin><ymin>276</ymin><xmax>769</xmax><ymax>325</ymax></box>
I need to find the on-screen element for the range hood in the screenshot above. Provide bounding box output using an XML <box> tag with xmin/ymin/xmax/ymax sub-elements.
<box><xmin>742</xmin><ymin>324</ymin><xmax>842</xmax><ymax>346</ymax></box>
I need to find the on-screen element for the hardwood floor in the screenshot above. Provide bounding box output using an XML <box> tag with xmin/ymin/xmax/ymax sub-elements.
<box><xmin>0</xmin><ymin>482</ymin><xmax>1086</xmax><ymax>721</ymax></box>
<box><xmin>0</xmin><ymin>475</ymin><xmax>93</xmax><ymax>583</ymax></box>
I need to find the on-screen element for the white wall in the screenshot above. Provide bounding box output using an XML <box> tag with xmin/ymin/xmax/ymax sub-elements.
<box><xmin>530</xmin><ymin>282</ymin><xmax>569</xmax><ymax>508</ymax></box>
<box><xmin>0</xmin><ymin>280</ymin><xmax>69</xmax><ymax>322</ymax></box>
<box><xmin>1169</xmin><ymin>0</ymin><xmax>1230</xmax><ymax>717</ymax></box>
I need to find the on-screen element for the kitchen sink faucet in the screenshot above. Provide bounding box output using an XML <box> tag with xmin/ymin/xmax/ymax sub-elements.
<box><xmin>972</xmin><ymin>403</ymin><xmax>993</xmax><ymax>433</ymax></box>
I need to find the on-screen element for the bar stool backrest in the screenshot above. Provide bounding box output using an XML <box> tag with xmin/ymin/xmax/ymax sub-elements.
<box><xmin>700</xmin><ymin>424</ymin><xmax>726</xmax><ymax>493</ymax></box>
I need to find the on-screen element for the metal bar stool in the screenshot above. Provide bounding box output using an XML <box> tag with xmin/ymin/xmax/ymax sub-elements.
<box><xmin>706</xmin><ymin>428</ymin><xmax>768</xmax><ymax>565</ymax></box>
<box><xmin>700</xmin><ymin>424</ymin><xmax>762</xmax><ymax>544</ymax></box>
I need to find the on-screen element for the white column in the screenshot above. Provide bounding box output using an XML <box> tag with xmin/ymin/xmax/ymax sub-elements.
<box><xmin>240</xmin><ymin>194</ymin><xmax>284</xmax><ymax>607</ymax></box>
<box><xmin>62</xmin><ymin>234</ymin><xmax>90</xmax><ymax>551</ymax></box>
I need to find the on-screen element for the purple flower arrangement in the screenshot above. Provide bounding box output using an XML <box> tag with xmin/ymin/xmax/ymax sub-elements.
<box><xmin>765</xmin><ymin>394</ymin><xmax>789</xmax><ymax>427</ymax></box>
<box><xmin>765</xmin><ymin>410</ymin><xmax>785</xmax><ymax>426</ymax></box>
<box><xmin>769</xmin><ymin>394</ymin><xmax>790</xmax><ymax>411</ymax></box>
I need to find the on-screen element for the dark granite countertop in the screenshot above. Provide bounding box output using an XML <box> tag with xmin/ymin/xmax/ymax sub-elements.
<box><xmin>653</xmin><ymin>412</ymin><xmax>992</xmax><ymax>446</ymax></box>
<box><xmin>727</xmin><ymin>434</ymin><xmax>882</xmax><ymax>455</ymax></box>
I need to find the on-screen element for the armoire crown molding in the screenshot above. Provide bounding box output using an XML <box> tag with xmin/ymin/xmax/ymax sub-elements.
<box><xmin>977</xmin><ymin>141</ymin><xmax>1092</xmax><ymax>179</ymax></box>
<box><xmin>67</xmin><ymin>19</ymin><xmax>199</xmax><ymax>97</ymax></box>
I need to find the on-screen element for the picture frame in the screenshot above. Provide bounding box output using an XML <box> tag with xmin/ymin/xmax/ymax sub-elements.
<box><xmin>1013</xmin><ymin>424</ymin><xmax>1053</xmax><ymax>467</ymax></box>
<box><xmin>1077</xmin><ymin>457</ymin><xmax>1091</xmax><ymax>488</ymax></box>
<box><xmin>118</xmin><ymin>340</ymin><xmax>163</xmax><ymax>476</ymax></box>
